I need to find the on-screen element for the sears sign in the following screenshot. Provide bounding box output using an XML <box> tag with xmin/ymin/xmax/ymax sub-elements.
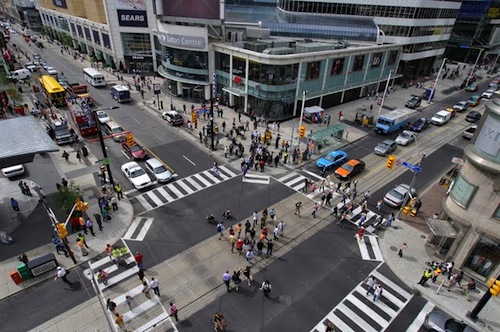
<box><xmin>117</xmin><ymin>10</ymin><xmax>148</xmax><ymax>27</ymax></box>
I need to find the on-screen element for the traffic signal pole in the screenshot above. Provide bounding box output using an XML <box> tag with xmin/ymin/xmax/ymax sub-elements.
<box><xmin>47</xmin><ymin>206</ymin><xmax>77</xmax><ymax>264</ymax></box>
<box><xmin>467</xmin><ymin>272</ymin><xmax>500</xmax><ymax>322</ymax></box>
<box><xmin>396</xmin><ymin>152</ymin><xmax>426</xmax><ymax>219</ymax></box>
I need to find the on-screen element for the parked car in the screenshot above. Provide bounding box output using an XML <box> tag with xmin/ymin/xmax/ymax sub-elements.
<box><xmin>334</xmin><ymin>159</ymin><xmax>365</xmax><ymax>180</ymax></box>
<box><xmin>316</xmin><ymin>150</ymin><xmax>347</xmax><ymax>169</ymax></box>
<box><xmin>444</xmin><ymin>107</ymin><xmax>457</xmax><ymax>118</ymax></box>
<box><xmin>466</xmin><ymin>82</ymin><xmax>478</xmax><ymax>92</ymax></box>
<box><xmin>95</xmin><ymin>111</ymin><xmax>110</xmax><ymax>124</ymax></box>
<box><xmin>462</xmin><ymin>125</ymin><xmax>477</xmax><ymax>140</ymax></box>
<box><xmin>162</xmin><ymin>111</ymin><xmax>184</xmax><ymax>126</ymax></box>
<box><xmin>465</xmin><ymin>111</ymin><xmax>482</xmax><ymax>123</ymax></box>
<box><xmin>145</xmin><ymin>158</ymin><xmax>172</xmax><ymax>182</ymax></box>
<box><xmin>374</xmin><ymin>140</ymin><xmax>397</xmax><ymax>156</ymax></box>
<box><xmin>424</xmin><ymin>307</ymin><xmax>478</xmax><ymax>332</ymax></box>
<box><xmin>467</xmin><ymin>95</ymin><xmax>481</xmax><ymax>107</ymax></box>
<box><xmin>410</xmin><ymin>118</ymin><xmax>430</xmax><ymax>132</ymax></box>
<box><xmin>121</xmin><ymin>162</ymin><xmax>152</xmax><ymax>190</ymax></box>
<box><xmin>2</xmin><ymin>164</ymin><xmax>25</xmax><ymax>178</ymax></box>
<box><xmin>395</xmin><ymin>130</ymin><xmax>417</xmax><ymax>146</ymax></box>
<box><xmin>405</xmin><ymin>96</ymin><xmax>422</xmax><ymax>109</ymax></box>
<box><xmin>122</xmin><ymin>142</ymin><xmax>147</xmax><ymax>160</ymax></box>
<box><xmin>383</xmin><ymin>184</ymin><xmax>416</xmax><ymax>208</ymax></box>
<box><xmin>431</xmin><ymin>110</ymin><xmax>451</xmax><ymax>126</ymax></box>
<box><xmin>481</xmin><ymin>89</ymin><xmax>495</xmax><ymax>99</ymax></box>
<box><xmin>453</xmin><ymin>101</ymin><xmax>469</xmax><ymax>112</ymax></box>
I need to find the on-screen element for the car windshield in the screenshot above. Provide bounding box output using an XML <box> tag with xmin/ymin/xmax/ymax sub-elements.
<box><xmin>154</xmin><ymin>165</ymin><xmax>168</xmax><ymax>174</ymax></box>
<box><xmin>324</xmin><ymin>154</ymin><xmax>338</xmax><ymax>162</ymax></box>
<box><xmin>130</xmin><ymin>145</ymin><xmax>142</xmax><ymax>152</ymax></box>
<box><xmin>379</xmin><ymin>142</ymin><xmax>389</xmax><ymax>148</ymax></box>
<box><xmin>389</xmin><ymin>189</ymin><xmax>404</xmax><ymax>200</ymax></box>
<box><xmin>98</xmin><ymin>113</ymin><xmax>107</xmax><ymax>118</ymax></box>
<box><xmin>400</xmin><ymin>132</ymin><xmax>411</xmax><ymax>139</ymax></box>
<box><xmin>112</xmin><ymin>127</ymin><xmax>124</xmax><ymax>134</ymax></box>
<box><xmin>341</xmin><ymin>163</ymin><xmax>354</xmax><ymax>172</ymax></box>
<box><xmin>444</xmin><ymin>319</ymin><xmax>466</xmax><ymax>332</ymax></box>
<box><xmin>130</xmin><ymin>168</ymin><xmax>145</xmax><ymax>177</ymax></box>
<box><xmin>436</xmin><ymin>115</ymin><xmax>444</xmax><ymax>120</ymax></box>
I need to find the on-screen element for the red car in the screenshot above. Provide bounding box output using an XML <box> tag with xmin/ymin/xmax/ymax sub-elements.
<box><xmin>122</xmin><ymin>142</ymin><xmax>147</xmax><ymax>160</ymax></box>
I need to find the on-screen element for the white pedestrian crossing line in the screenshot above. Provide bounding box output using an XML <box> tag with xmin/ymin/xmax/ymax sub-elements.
<box><xmin>123</xmin><ymin>217</ymin><xmax>155</xmax><ymax>241</ymax></box>
<box><xmin>358</xmin><ymin>235</ymin><xmax>384</xmax><ymax>261</ymax></box>
<box><xmin>242</xmin><ymin>173</ymin><xmax>270</xmax><ymax>184</ymax></box>
<box><xmin>131</xmin><ymin>166</ymin><xmax>239</xmax><ymax>212</ymax></box>
<box><xmin>406</xmin><ymin>302</ymin><xmax>435</xmax><ymax>332</ymax></box>
<box><xmin>311</xmin><ymin>264</ymin><xmax>415</xmax><ymax>332</ymax></box>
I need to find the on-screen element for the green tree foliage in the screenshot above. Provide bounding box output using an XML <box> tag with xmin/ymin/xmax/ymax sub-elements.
<box><xmin>54</xmin><ymin>181</ymin><xmax>82</xmax><ymax>217</ymax></box>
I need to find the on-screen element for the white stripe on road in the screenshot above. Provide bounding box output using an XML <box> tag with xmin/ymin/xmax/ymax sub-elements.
<box><xmin>371</xmin><ymin>270</ymin><xmax>413</xmax><ymax>301</ymax></box>
<box><xmin>147</xmin><ymin>192</ymin><xmax>163</xmax><ymax>207</ymax></box>
<box><xmin>166</xmin><ymin>183</ymin><xmax>184</xmax><ymax>199</ymax></box>
<box><xmin>156</xmin><ymin>186</ymin><xmax>174</xmax><ymax>202</ymax></box>
<box><xmin>219</xmin><ymin>165</ymin><xmax>237</xmax><ymax>177</ymax></box>
<box><xmin>193</xmin><ymin>173</ymin><xmax>211</xmax><ymax>187</ymax></box>
<box><xmin>123</xmin><ymin>217</ymin><xmax>144</xmax><ymax>240</ymax></box>
<box><xmin>136</xmin><ymin>195</ymin><xmax>153</xmax><ymax>210</ymax></box>
<box><xmin>336</xmin><ymin>302</ymin><xmax>378</xmax><ymax>332</ymax></box>
<box><xmin>134</xmin><ymin>218</ymin><xmax>154</xmax><ymax>241</ymax></box>
<box><xmin>176</xmin><ymin>179</ymin><xmax>194</xmax><ymax>194</ymax></box>
<box><xmin>184</xmin><ymin>177</ymin><xmax>204</xmax><ymax>190</ymax></box>
<box><xmin>358</xmin><ymin>236</ymin><xmax>370</xmax><ymax>260</ymax></box>
<box><xmin>182</xmin><ymin>155</ymin><xmax>196</xmax><ymax>166</ymax></box>
<box><xmin>278</xmin><ymin>172</ymin><xmax>298</xmax><ymax>182</ymax></box>
<box><xmin>368</xmin><ymin>236</ymin><xmax>384</xmax><ymax>261</ymax></box>
<box><xmin>406</xmin><ymin>302</ymin><xmax>435</xmax><ymax>332</ymax></box>
<box><xmin>347</xmin><ymin>294</ymin><xmax>389</xmax><ymax>327</ymax></box>
<box><xmin>354</xmin><ymin>285</ymin><xmax>397</xmax><ymax>317</ymax></box>
<box><xmin>203</xmin><ymin>170</ymin><xmax>220</xmax><ymax>183</ymax></box>
<box><xmin>303</xmin><ymin>170</ymin><xmax>325</xmax><ymax>181</ymax></box>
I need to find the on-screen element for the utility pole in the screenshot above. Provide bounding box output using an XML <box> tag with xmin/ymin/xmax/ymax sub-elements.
<box><xmin>396</xmin><ymin>152</ymin><xmax>426</xmax><ymax>219</ymax></box>
<box><xmin>429</xmin><ymin>58</ymin><xmax>446</xmax><ymax>103</ymax></box>
<box><xmin>296</xmin><ymin>90</ymin><xmax>306</xmax><ymax>148</ymax></box>
<box><xmin>93</xmin><ymin>106</ymin><xmax>119</xmax><ymax>188</ymax></box>
<box><xmin>467</xmin><ymin>272</ymin><xmax>500</xmax><ymax>321</ymax></box>
<box><xmin>377</xmin><ymin>69</ymin><xmax>393</xmax><ymax>120</ymax></box>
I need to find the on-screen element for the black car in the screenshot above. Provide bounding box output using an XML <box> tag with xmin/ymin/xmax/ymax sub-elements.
<box><xmin>410</xmin><ymin>118</ymin><xmax>430</xmax><ymax>132</ymax></box>
<box><xmin>465</xmin><ymin>111</ymin><xmax>482</xmax><ymax>122</ymax></box>
<box><xmin>405</xmin><ymin>96</ymin><xmax>422</xmax><ymax>109</ymax></box>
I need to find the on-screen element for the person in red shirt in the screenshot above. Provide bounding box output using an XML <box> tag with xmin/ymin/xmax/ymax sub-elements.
<box><xmin>356</xmin><ymin>227</ymin><xmax>365</xmax><ymax>242</ymax></box>
<box><xmin>135</xmin><ymin>252</ymin><xmax>144</xmax><ymax>270</ymax></box>
<box><xmin>236</xmin><ymin>238</ymin><xmax>244</xmax><ymax>255</ymax></box>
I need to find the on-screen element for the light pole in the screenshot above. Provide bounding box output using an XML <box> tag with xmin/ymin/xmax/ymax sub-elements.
<box><xmin>377</xmin><ymin>69</ymin><xmax>393</xmax><ymax>120</ymax></box>
<box><xmin>168</xmin><ymin>84</ymin><xmax>173</xmax><ymax>110</ymax></box>
<box><xmin>296</xmin><ymin>90</ymin><xmax>307</xmax><ymax>149</ymax></box>
<box><xmin>396</xmin><ymin>152</ymin><xmax>426</xmax><ymax>219</ymax></box>
<box><xmin>83</xmin><ymin>268</ymin><xmax>114</xmax><ymax>331</ymax></box>
<box><xmin>488</xmin><ymin>52</ymin><xmax>500</xmax><ymax>75</ymax></box>
<box><xmin>429</xmin><ymin>58</ymin><xmax>447</xmax><ymax>103</ymax></box>
<box><xmin>467</xmin><ymin>48</ymin><xmax>484</xmax><ymax>86</ymax></box>
<box><xmin>94</xmin><ymin>106</ymin><xmax>119</xmax><ymax>188</ymax></box>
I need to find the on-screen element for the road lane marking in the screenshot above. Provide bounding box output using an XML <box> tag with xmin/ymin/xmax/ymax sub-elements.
<box><xmin>182</xmin><ymin>155</ymin><xmax>196</xmax><ymax>166</ymax></box>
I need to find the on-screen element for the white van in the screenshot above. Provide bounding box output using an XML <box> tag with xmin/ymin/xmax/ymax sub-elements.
<box><xmin>104</xmin><ymin>121</ymin><xmax>125</xmax><ymax>142</ymax></box>
<box><xmin>9</xmin><ymin>69</ymin><xmax>31</xmax><ymax>80</ymax></box>
<box><xmin>431</xmin><ymin>110</ymin><xmax>451</xmax><ymax>126</ymax></box>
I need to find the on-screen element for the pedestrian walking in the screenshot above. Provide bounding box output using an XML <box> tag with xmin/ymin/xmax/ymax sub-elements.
<box><xmin>76</xmin><ymin>151</ymin><xmax>82</xmax><ymax>163</ymax></box>
<box><xmin>135</xmin><ymin>251</ymin><xmax>144</xmax><ymax>270</ymax></box>
<box><xmin>150</xmin><ymin>277</ymin><xmax>161</xmax><ymax>297</ymax></box>
<box><xmin>373</xmin><ymin>284</ymin><xmax>383</xmax><ymax>302</ymax></box>
<box><xmin>295</xmin><ymin>201</ymin><xmax>302</xmax><ymax>217</ymax></box>
<box><xmin>431</xmin><ymin>266</ymin><xmax>442</xmax><ymax>283</ymax></box>
<box><xmin>222</xmin><ymin>271</ymin><xmax>231</xmax><ymax>292</ymax></box>
<box><xmin>229</xmin><ymin>233</ymin><xmax>236</xmax><ymax>253</ymax></box>
<box><xmin>54</xmin><ymin>266</ymin><xmax>72</xmax><ymax>285</ymax></box>
<box><xmin>11</xmin><ymin>198</ymin><xmax>20</xmax><ymax>213</ymax></box>
<box><xmin>232</xmin><ymin>270</ymin><xmax>242</xmax><ymax>292</ymax></box>
<box><xmin>266</xmin><ymin>239</ymin><xmax>274</xmax><ymax>257</ymax></box>
<box><xmin>114</xmin><ymin>312</ymin><xmax>129</xmax><ymax>332</ymax></box>
<box><xmin>23</xmin><ymin>182</ymin><xmax>32</xmax><ymax>196</ymax></box>
<box><xmin>463</xmin><ymin>278</ymin><xmax>476</xmax><ymax>300</ymax></box>
<box><xmin>386</xmin><ymin>212</ymin><xmax>394</xmax><ymax>227</ymax></box>
<box><xmin>363</xmin><ymin>190</ymin><xmax>371</xmax><ymax>200</ymax></box>
<box><xmin>169</xmin><ymin>302</ymin><xmax>179</xmax><ymax>322</ymax></box>
<box><xmin>278</xmin><ymin>220</ymin><xmax>285</xmax><ymax>236</ymax></box>
<box><xmin>376</xmin><ymin>199</ymin><xmax>383</xmax><ymax>211</ymax></box>
<box><xmin>18</xmin><ymin>181</ymin><xmax>26</xmax><ymax>195</ymax></box>
<box><xmin>52</xmin><ymin>236</ymin><xmax>68</xmax><ymax>256</ymax></box>
<box><xmin>355</xmin><ymin>227</ymin><xmax>365</xmax><ymax>242</ymax></box>
<box><xmin>311</xmin><ymin>203</ymin><xmax>319</xmax><ymax>218</ymax></box>
<box><xmin>77</xmin><ymin>238</ymin><xmax>89</xmax><ymax>256</ymax></box>
<box><xmin>62</xmin><ymin>150</ymin><xmax>69</xmax><ymax>162</ymax></box>
<box><xmin>273</xmin><ymin>226</ymin><xmax>280</xmax><ymax>240</ymax></box>
<box><xmin>78</xmin><ymin>233</ymin><xmax>90</xmax><ymax>248</ymax></box>
<box><xmin>260</xmin><ymin>280</ymin><xmax>272</xmax><ymax>299</ymax></box>
<box><xmin>325</xmin><ymin>322</ymin><xmax>335</xmax><ymax>332</ymax></box>
<box><xmin>246</xmin><ymin>248</ymin><xmax>254</xmax><ymax>263</ymax></box>
<box><xmin>217</xmin><ymin>221</ymin><xmax>225</xmax><ymax>239</ymax></box>
<box><xmin>107</xmin><ymin>298</ymin><xmax>117</xmax><ymax>314</ymax></box>
<box><xmin>125</xmin><ymin>295</ymin><xmax>134</xmax><ymax>310</ymax></box>
<box><xmin>142</xmin><ymin>281</ymin><xmax>151</xmax><ymax>299</ymax></box>
<box><xmin>98</xmin><ymin>269</ymin><xmax>109</xmax><ymax>286</ymax></box>
<box><xmin>111</xmin><ymin>196</ymin><xmax>118</xmax><ymax>211</ymax></box>
<box><xmin>242</xmin><ymin>266</ymin><xmax>253</xmax><ymax>286</ymax></box>
<box><xmin>365</xmin><ymin>275</ymin><xmax>376</xmax><ymax>295</ymax></box>
<box><xmin>86</xmin><ymin>218</ymin><xmax>96</xmax><ymax>236</ymax></box>
<box><xmin>398</xmin><ymin>242</ymin><xmax>407</xmax><ymax>258</ymax></box>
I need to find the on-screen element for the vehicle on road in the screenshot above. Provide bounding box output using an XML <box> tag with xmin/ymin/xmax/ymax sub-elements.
<box><xmin>335</xmin><ymin>159</ymin><xmax>365</xmax><ymax>180</ymax></box>
<box><xmin>103</xmin><ymin>121</ymin><xmax>125</xmax><ymax>142</ymax></box>
<box><xmin>466</xmin><ymin>82</ymin><xmax>478</xmax><ymax>92</ymax></box>
<box><xmin>122</xmin><ymin>142</ymin><xmax>147</xmax><ymax>160</ymax></box>
<box><xmin>68</xmin><ymin>99</ymin><xmax>98</xmax><ymax>137</ymax></box>
<box><xmin>383</xmin><ymin>184</ymin><xmax>416</xmax><ymax>208</ymax></box>
<box><xmin>444</xmin><ymin>107</ymin><xmax>457</xmax><ymax>118</ymax></box>
<box><xmin>481</xmin><ymin>89</ymin><xmax>495</xmax><ymax>99</ymax></box>
<box><xmin>410</xmin><ymin>118</ymin><xmax>430</xmax><ymax>132</ymax></box>
<box><xmin>424</xmin><ymin>307</ymin><xmax>478</xmax><ymax>332</ymax></box>
<box><xmin>8</xmin><ymin>69</ymin><xmax>31</xmax><ymax>80</ymax></box>
<box><xmin>467</xmin><ymin>95</ymin><xmax>481</xmax><ymax>107</ymax></box>
<box><xmin>25</xmin><ymin>63</ymin><xmax>39</xmax><ymax>72</ymax></box>
<box><xmin>453</xmin><ymin>101</ymin><xmax>469</xmax><ymax>112</ymax></box>
<box><xmin>39</xmin><ymin>75</ymin><xmax>66</xmax><ymax>107</ymax></box>
<box><xmin>46</xmin><ymin>118</ymin><xmax>73</xmax><ymax>145</ymax></box>
<box><xmin>96</xmin><ymin>110</ymin><xmax>110</xmax><ymax>124</ymax></box>
<box><xmin>375</xmin><ymin>109</ymin><xmax>411</xmax><ymax>134</ymax></box>
<box><xmin>162</xmin><ymin>111</ymin><xmax>184</xmax><ymax>126</ymax></box>
<box><xmin>121</xmin><ymin>162</ymin><xmax>153</xmax><ymax>190</ymax></box>
<box><xmin>431</xmin><ymin>110</ymin><xmax>451</xmax><ymax>126</ymax></box>
<box><xmin>374</xmin><ymin>140</ymin><xmax>397</xmax><ymax>156</ymax></box>
<box><xmin>395</xmin><ymin>130</ymin><xmax>417</xmax><ymax>146</ymax></box>
<box><xmin>316</xmin><ymin>150</ymin><xmax>347</xmax><ymax>169</ymax></box>
<box><xmin>2</xmin><ymin>164</ymin><xmax>25</xmax><ymax>178</ymax></box>
<box><xmin>145</xmin><ymin>158</ymin><xmax>172</xmax><ymax>182</ymax></box>
<box><xmin>465</xmin><ymin>111</ymin><xmax>482</xmax><ymax>122</ymax></box>
<box><xmin>111</xmin><ymin>85</ymin><xmax>131</xmax><ymax>103</ymax></box>
<box><xmin>462</xmin><ymin>125</ymin><xmax>477</xmax><ymax>140</ymax></box>
<box><xmin>83</xmin><ymin>67</ymin><xmax>106</xmax><ymax>87</ymax></box>
<box><xmin>405</xmin><ymin>96</ymin><xmax>421</xmax><ymax>109</ymax></box>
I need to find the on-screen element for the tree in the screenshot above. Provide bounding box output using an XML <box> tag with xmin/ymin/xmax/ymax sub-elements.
<box><xmin>54</xmin><ymin>181</ymin><xmax>82</xmax><ymax>217</ymax></box>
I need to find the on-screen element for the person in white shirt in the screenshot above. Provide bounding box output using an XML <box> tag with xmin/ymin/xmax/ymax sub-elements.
<box><xmin>54</xmin><ymin>266</ymin><xmax>72</xmax><ymax>285</ymax></box>
<box><xmin>150</xmin><ymin>277</ymin><xmax>160</xmax><ymax>297</ymax></box>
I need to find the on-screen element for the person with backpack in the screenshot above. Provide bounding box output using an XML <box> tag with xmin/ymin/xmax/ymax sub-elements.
<box><xmin>216</xmin><ymin>222</ymin><xmax>225</xmax><ymax>240</ymax></box>
<box><xmin>260</xmin><ymin>280</ymin><xmax>272</xmax><ymax>299</ymax></box>
<box><xmin>232</xmin><ymin>270</ymin><xmax>242</xmax><ymax>292</ymax></box>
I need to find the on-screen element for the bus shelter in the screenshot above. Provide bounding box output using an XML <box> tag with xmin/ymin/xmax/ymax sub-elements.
<box><xmin>306</xmin><ymin>124</ymin><xmax>346</xmax><ymax>153</ymax></box>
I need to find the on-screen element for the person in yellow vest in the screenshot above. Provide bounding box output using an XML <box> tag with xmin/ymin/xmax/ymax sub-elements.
<box><xmin>77</xmin><ymin>238</ymin><xmax>88</xmax><ymax>256</ymax></box>
<box><xmin>417</xmin><ymin>268</ymin><xmax>433</xmax><ymax>286</ymax></box>
<box><xmin>114</xmin><ymin>183</ymin><xmax>123</xmax><ymax>200</ymax></box>
<box><xmin>431</xmin><ymin>266</ymin><xmax>442</xmax><ymax>283</ymax></box>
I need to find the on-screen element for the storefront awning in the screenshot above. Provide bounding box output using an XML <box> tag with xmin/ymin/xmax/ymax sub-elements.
<box><xmin>223</xmin><ymin>86</ymin><xmax>247</xmax><ymax>97</ymax></box>
<box><xmin>426</xmin><ymin>218</ymin><xmax>458</xmax><ymax>238</ymax></box>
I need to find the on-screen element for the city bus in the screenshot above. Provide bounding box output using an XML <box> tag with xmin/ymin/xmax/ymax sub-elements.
<box><xmin>39</xmin><ymin>75</ymin><xmax>66</xmax><ymax>107</ymax></box>
<box><xmin>83</xmin><ymin>67</ymin><xmax>106</xmax><ymax>87</ymax></box>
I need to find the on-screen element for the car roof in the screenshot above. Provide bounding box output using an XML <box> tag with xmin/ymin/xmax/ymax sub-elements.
<box><xmin>346</xmin><ymin>159</ymin><xmax>361</xmax><ymax>166</ymax></box>
<box><xmin>146</xmin><ymin>158</ymin><xmax>163</xmax><ymax>167</ymax></box>
<box><xmin>123</xmin><ymin>161</ymin><xmax>140</xmax><ymax>169</ymax></box>
<box><xmin>382</xmin><ymin>139</ymin><xmax>395</xmax><ymax>144</ymax></box>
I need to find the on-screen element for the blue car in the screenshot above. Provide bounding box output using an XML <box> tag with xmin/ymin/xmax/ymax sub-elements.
<box><xmin>410</xmin><ymin>118</ymin><xmax>430</xmax><ymax>132</ymax></box>
<box><xmin>316</xmin><ymin>150</ymin><xmax>347</xmax><ymax>169</ymax></box>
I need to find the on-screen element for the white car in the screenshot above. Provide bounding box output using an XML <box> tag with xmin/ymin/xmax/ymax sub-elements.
<box><xmin>395</xmin><ymin>131</ymin><xmax>417</xmax><ymax>146</ymax></box>
<box><xmin>481</xmin><ymin>89</ymin><xmax>495</xmax><ymax>99</ymax></box>
<box><xmin>121</xmin><ymin>162</ymin><xmax>153</xmax><ymax>190</ymax></box>
<box><xmin>145</xmin><ymin>158</ymin><xmax>172</xmax><ymax>182</ymax></box>
<box><xmin>384</xmin><ymin>184</ymin><xmax>416</xmax><ymax>208</ymax></box>
<box><xmin>453</xmin><ymin>101</ymin><xmax>468</xmax><ymax>112</ymax></box>
<box><xmin>2</xmin><ymin>164</ymin><xmax>25</xmax><ymax>178</ymax></box>
<box><xmin>96</xmin><ymin>110</ymin><xmax>110</xmax><ymax>124</ymax></box>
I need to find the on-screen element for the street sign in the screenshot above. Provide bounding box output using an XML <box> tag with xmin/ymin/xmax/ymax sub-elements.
<box><xmin>103</xmin><ymin>157</ymin><xmax>110</xmax><ymax>165</ymax></box>
<box><xmin>452</xmin><ymin>157</ymin><xmax>464</xmax><ymax>165</ymax></box>
<box><xmin>402</xmin><ymin>161</ymin><xmax>421</xmax><ymax>173</ymax></box>
<box><xmin>153</xmin><ymin>83</ymin><xmax>160</xmax><ymax>95</ymax></box>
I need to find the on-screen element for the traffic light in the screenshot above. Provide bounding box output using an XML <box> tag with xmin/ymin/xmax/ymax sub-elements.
<box><xmin>299</xmin><ymin>125</ymin><xmax>306</xmax><ymax>138</ymax></box>
<box><xmin>386</xmin><ymin>155</ymin><xmax>396</xmax><ymax>169</ymax></box>
<box><xmin>75</xmin><ymin>199</ymin><xmax>83</xmax><ymax>211</ymax></box>
<box><xmin>409</xmin><ymin>197</ymin><xmax>416</xmax><ymax>207</ymax></box>
<box><xmin>56</xmin><ymin>223</ymin><xmax>68</xmax><ymax>238</ymax></box>
<box><xmin>191</xmin><ymin>111</ymin><xmax>197</xmax><ymax>124</ymax></box>
<box><xmin>126</xmin><ymin>133</ymin><xmax>134</xmax><ymax>147</ymax></box>
<box><xmin>488</xmin><ymin>278</ymin><xmax>500</xmax><ymax>296</ymax></box>
<box><xmin>402</xmin><ymin>206</ymin><xmax>411</xmax><ymax>215</ymax></box>
<box><xmin>410</xmin><ymin>209</ymin><xmax>417</xmax><ymax>217</ymax></box>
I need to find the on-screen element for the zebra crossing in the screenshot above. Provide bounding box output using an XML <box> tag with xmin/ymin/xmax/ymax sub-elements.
<box><xmin>310</xmin><ymin>266</ymin><xmax>413</xmax><ymax>332</ymax></box>
<box><xmin>123</xmin><ymin>217</ymin><xmax>154</xmax><ymax>241</ymax></box>
<box><xmin>130</xmin><ymin>165</ymin><xmax>238</xmax><ymax>211</ymax></box>
<box><xmin>87</xmin><ymin>239</ymin><xmax>178</xmax><ymax>331</ymax></box>
<box><xmin>357</xmin><ymin>235</ymin><xmax>384</xmax><ymax>261</ymax></box>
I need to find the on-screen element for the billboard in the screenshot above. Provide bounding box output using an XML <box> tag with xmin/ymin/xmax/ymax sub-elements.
<box><xmin>116</xmin><ymin>0</ymin><xmax>148</xmax><ymax>27</ymax></box>
<box><xmin>162</xmin><ymin>0</ymin><xmax>220</xmax><ymax>20</ymax></box>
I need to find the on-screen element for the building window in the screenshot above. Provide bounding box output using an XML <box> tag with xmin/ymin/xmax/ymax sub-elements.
<box><xmin>84</xmin><ymin>27</ymin><xmax>92</xmax><ymax>41</ymax></box>
<box><xmin>464</xmin><ymin>236</ymin><xmax>499</xmax><ymax>278</ymax></box>
<box><xmin>92</xmin><ymin>30</ymin><xmax>100</xmax><ymax>45</ymax></box>
<box><xmin>306</xmin><ymin>61</ymin><xmax>321</xmax><ymax>80</ymax></box>
<box><xmin>387</xmin><ymin>51</ymin><xmax>398</xmax><ymax>65</ymax></box>
<box><xmin>70</xmin><ymin>23</ymin><xmax>76</xmax><ymax>35</ymax></box>
<box><xmin>121</xmin><ymin>33</ymin><xmax>152</xmax><ymax>56</ymax></box>
<box><xmin>371</xmin><ymin>53</ymin><xmax>382</xmax><ymax>68</ymax></box>
<box><xmin>352</xmin><ymin>55</ymin><xmax>365</xmax><ymax>72</ymax></box>
<box><xmin>331</xmin><ymin>58</ymin><xmax>344</xmax><ymax>75</ymax></box>
<box><xmin>76</xmin><ymin>25</ymin><xmax>83</xmax><ymax>38</ymax></box>
<box><xmin>102</xmin><ymin>33</ymin><xmax>111</xmax><ymax>49</ymax></box>
<box><xmin>450</xmin><ymin>174</ymin><xmax>478</xmax><ymax>209</ymax></box>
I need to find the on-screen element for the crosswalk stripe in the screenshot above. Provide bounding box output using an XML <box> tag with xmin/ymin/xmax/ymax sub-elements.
<box><xmin>136</xmin><ymin>194</ymin><xmax>153</xmax><ymax>210</ymax></box>
<box><xmin>368</xmin><ymin>236</ymin><xmax>384</xmax><ymax>261</ymax></box>
<box><xmin>326</xmin><ymin>312</ymin><xmax>355</xmax><ymax>332</ymax></box>
<box><xmin>347</xmin><ymin>295</ymin><xmax>388</xmax><ymax>327</ymax></box>
<box><xmin>112</xmin><ymin>284</ymin><xmax>144</xmax><ymax>305</ymax></box>
<box><xmin>358</xmin><ymin>236</ymin><xmax>371</xmax><ymax>260</ymax></box>
<box><xmin>219</xmin><ymin>165</ymin><xmax>237</xmax><ymax>177</ymax></box>
<box><xmin>147</xmin><ymin>192</ymin><xmax>163</xmax><ymax>206</ymax></box>
<box><xmin>371</xmin><ymin>270</ymin><xmax>412</xmax><ymax>301</ymax></box>
<box><xmin>193</xmin><ymin>173</ymin><xmax>212</xmax><ymax>187</ymax></box>
<box><xmin>303</xmin><ymin>169</ymin><xmax>324</xmax><ymax>181</ymax></box>
<box><xmin>156</xmin><ymin>186</ymin><xmax>174</xmax><ymax>201</ymax></box>
<box><xmin>98</xmin><ymin>266</ymin><xmax>139</xmax><ymax>291</ymax></box>
<box><xmin>89</xmin><ymin>255</ymin><xmax>114</xmax><ymax>270</ymax></box>
<box><xmin>136</xmin><ymin>312</ymin><xmax>171</xmax><ymax>332</ymax></box>
<box><xmin>135</xmin><ymin>218</ymin><xmax>154</xmax><ymax>241</ymax></box>
<box><xmin>406</xmin><ymin>302</ymin><xmax>435</xmax><ymax>332</ymax></box>
<box><xmin>123</xmin><ymin>217</ymin><xmax>144</xmax><ymax>240</ymax></box>
<box><xmin>176</xmin><ymin>179</ymin><xmax>194</xmax><ymax>194</ymax></box>
<box><xmin>278</xmin><ymin>172</ymin><xmax>297</xmax><ymax>182</ymax></box>
<box><xmin>166</xmin><ymin>183</ymin><xmax>184</xmax><ymax>199</ymax></box>
<box><xmin>123</xmin><ymin>297</ymin><xmax>161</xmax><ymax>321</ymax></box>
<box><xmin>184</xmin><ymin>177</ymin><xmax>204</xmax><ymax>190</ymax></box>
<box><xmin>336</xmin><ymin>302</ymin><xmax>379</xmax><ymax>332</ymax></box>
<box><xmin>242</xmin><ymin>173</ymin><xmax>270</xmax><ymax>184</ymax></box>
<box><xmin>203</xmin><ymin>170</ymin><xmax>220</xmax><ymax>183</ymax></box>
<box><xmin>354</xmin><ymin>285</ymin><xmax>398</xmax><ymax>316</ymax></box>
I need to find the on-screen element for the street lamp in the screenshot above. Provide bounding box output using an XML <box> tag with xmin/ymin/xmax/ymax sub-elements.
<box><xmin>83</xmin><ymin>268</ymin><xmax>114</xmax><ymax>331</ymax></box>
<box><xmin>428</xmin><ymin>58</ymin><xmax>447</xmax><ymax>103</ymax></box>
<box><xmin>396</xmin><ymin>152</ymin><xmax>426</xmax><ymax>219</ymax></box>
<box><xmin>467</xmin><ymin>48</ymin><xmax>484</xmax><ymax>86</ymax></box>
<box><xmin>94</xmin><ymin>106</ymin><xmax>119</xmax><ymax>188</ymax></box>
<box><xmin>377</xmin><ymin>69</ymin><xmax>393</xmax><ymax>120</ymax></box>
<box><xmin>168</xmin><ymin>84</ymin><xmax>173</xmax><ymax>110</ymax></box>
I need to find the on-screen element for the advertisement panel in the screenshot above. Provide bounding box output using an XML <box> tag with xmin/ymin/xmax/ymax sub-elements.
<box><xmin>116</xmin><ymin>0</ymin><xmax>148</xmax><ymax>27</ymax></box>
<box><xmin>162</xmin><ymin>0</ymin><xmax>220</xmax><ymax>20</ymax></box>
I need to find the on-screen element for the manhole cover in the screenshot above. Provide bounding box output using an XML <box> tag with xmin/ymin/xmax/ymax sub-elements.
<box><xmin>279</xmin><ymin>295</ymin><xmax>292</xmax><ymax>306</ymax></box>
<box><xmin>392</xmin><ymin>226</ymin><xmax>399</xmax><ymax>230</ymax></box>
<box><xmin>420</xmin><ymin>235</ymin><xmax>427</xmax><ymax>239</ymax></box>
<box><xmin>390</xmin><ymin>246</ymin><xmax>397</xmax><ymax>251</ymax></box>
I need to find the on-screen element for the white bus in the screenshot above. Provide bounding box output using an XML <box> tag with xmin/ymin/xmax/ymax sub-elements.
<box><xmin>83</xmin><ymin>68</ymin><xmax>106</xmax><ymax>87</ymax></box>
